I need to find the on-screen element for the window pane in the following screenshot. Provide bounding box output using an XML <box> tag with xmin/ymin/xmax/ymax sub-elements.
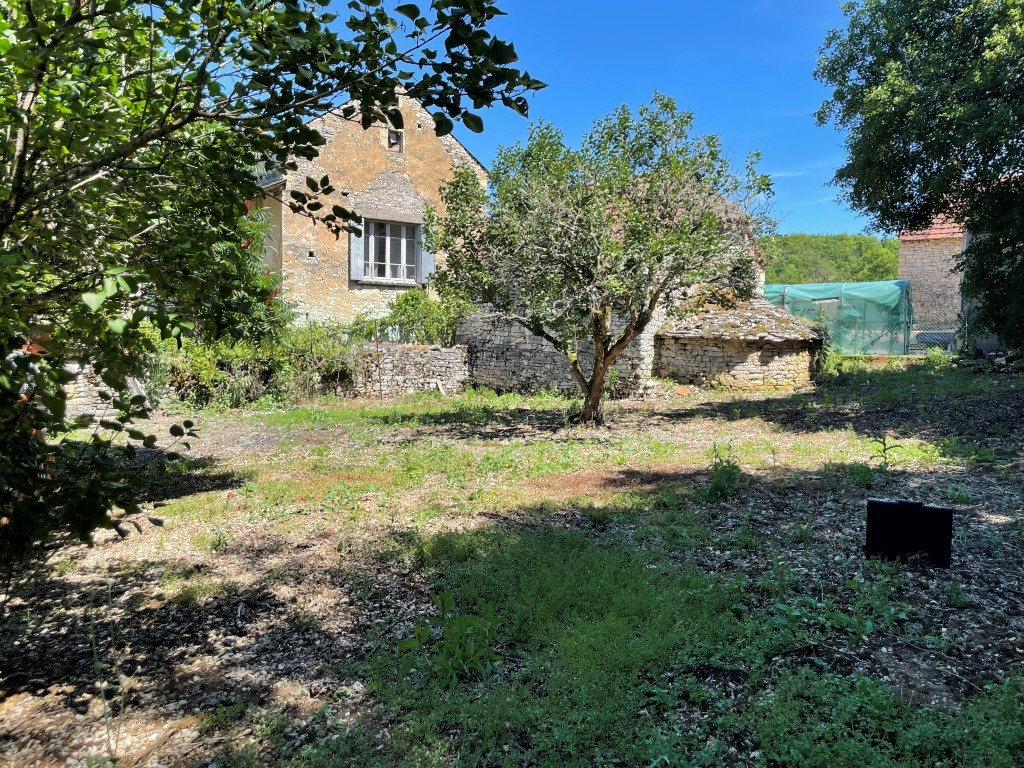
<box><xmin>405</xmin><ymin>226</ymin><xmax>417</xmax><ymax>280</ymax></box>
<box><xmin>389</xmin><ymin>225</ymin><xmax>402</xmax><ymax>279</ymax></box>
<box><xmin>374</xmin><ymin>222</ymin><xmax>387</xmax><ymax>277</ymax></box>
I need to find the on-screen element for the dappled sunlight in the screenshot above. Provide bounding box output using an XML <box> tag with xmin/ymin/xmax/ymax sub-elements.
<box><xmin>3</xmin><ymin>368</ymin><xmax>1024</xmax><ymax>765</ymax></box>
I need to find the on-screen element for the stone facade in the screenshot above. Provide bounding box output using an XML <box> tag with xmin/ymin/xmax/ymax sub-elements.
<box><xmin>343</xmin><ymin>343</ymin><xmax>470</xmax><ymax>399</ymax></box>
<box><xmin>898</xmin><ymin>224</ymin><xmax>965</xmax><ymax>332</ymax></box>
<box><xmin>455</xmin><ymin>309</ymin><xmax>665</xmax><ymax>398</ymax></box>
<box><xmin>654</xmin><ymin>338</ymin><xmax>817</xmax><ymax>390</ymax></box>
<box><xmin>262</xmin><ymin>95</ymin><xmax>486</xmax><ymax>323</ymax></box>
<box><xmin>65</xmin><ymin>363</ymin><xmax>110</xmax><ymax>421</ymax></box>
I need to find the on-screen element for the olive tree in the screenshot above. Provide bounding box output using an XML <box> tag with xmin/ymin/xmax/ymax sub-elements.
<box><xmin>0</xmin><ymin>0</ymin><xmax>540</xmax><ymax>571</ymax></box>
<box><xmin>429</xmin><ymin>94</ymin><xmax>771</xmax><ymax>424</ymax></box>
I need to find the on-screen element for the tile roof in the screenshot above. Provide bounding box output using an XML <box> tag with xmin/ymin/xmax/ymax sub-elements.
<box><xmin>898</xmin><ymin>216</ymin><xmax>964</xmax><ymax>242</ymax></box>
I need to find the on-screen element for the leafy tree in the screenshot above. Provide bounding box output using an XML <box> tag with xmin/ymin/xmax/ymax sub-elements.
<box><xmin>816</xmin><ymin>0</ymin><xmax>1024</xmax><ymax>345</ymax></box>
<box><xmin>428</xmin><ymin>94</ymin><xmax>770</xmax><ymax>424</ymax></box>
<box><xmin>0</xmin><ymin>0</ymin><xmax>540</xmax><ymax>571</ymax></box>
<box><xmin>765</xmin><ymin>234</ymin><xmax>898</xmax><ymax>284</ymax></box>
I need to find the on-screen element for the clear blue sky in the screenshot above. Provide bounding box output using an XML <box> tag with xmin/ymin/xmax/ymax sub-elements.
<box><xmin>446</xmin><ymin>0</ymin><xmax>875</xmax><ymax>236</ymax></box>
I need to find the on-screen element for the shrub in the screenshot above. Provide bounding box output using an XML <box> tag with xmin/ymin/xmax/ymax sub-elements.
<box><xmin>349</xmin><ymin>288</ymin><xmax>469</xmax><ymax>346</ymax></box>
<box><xmin>162</xmin><ymin>322</ymin><xmax>363</xmax><ymax>408</ymax></box>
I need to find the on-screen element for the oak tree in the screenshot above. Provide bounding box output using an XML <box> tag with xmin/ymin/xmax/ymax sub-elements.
<box><xmin>816</xmin><ymin>0</ymin><xmax>1024</xmax><ymax>345</ymax></box>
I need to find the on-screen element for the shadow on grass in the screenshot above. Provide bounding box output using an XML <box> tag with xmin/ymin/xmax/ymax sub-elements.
<box><xmin>131</xmin><ymin>456</ymin><xmax>251</xmax><ymax>505</ymax></box>
<box><xmin>664</xmin><ymin>364</ymin><xmax>1024</xmax><ymax>451</ymax></box>
<box><xmin>2</xmin><ymin>458</ymin><xmax>1023</xmax><ymax>766</ymax></box>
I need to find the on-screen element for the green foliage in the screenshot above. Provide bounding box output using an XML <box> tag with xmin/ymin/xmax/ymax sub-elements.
<box><xmin>923</xmin><ymin>346</ymin><xmax>955</xmax><ymax>372</ymax></box>
<box><xmin>755</xmin><ymin>671</ymin><xmax>1024</xmax><ymax>768</ymax></box>
<box><xmin>816</xmin><ymin>0</ymin><xmax>1024</xmax><ymax>346</ymax></box>
<box><xmin>0</xmin><ymin>0</ymin><xmax>540</xmax><ymax>569</ymax></box>
<box><xmin>164</xmin><ymin>321</ymin><xmax>362</xmax><ymax>409</ymax></box>
<box><xmin>382</xmin><ymin>526</ymin><xmax>744</xmax><ymax>764</ymax></box>
<box><xmin>765</xmin><ymin>233</ymin><xmax>898</xmax><ymax>284</ymax></box>
<box><xmin>700</xmin><ymin>444</ymin><xmax>742</xmax><ymax>501</ymax></box>
<box><xmin>348</xmin><ymin>288</ymin><xmax>469</xmax><ymax>346</ymax></box>
<box><xmin>399</xmin><ymin>591</ymin><xmax>501</xmax><ymax>687</ymax></box>
<box><xmin>430</xmin><ymin>93</ymin><xmax>773</xmax><ymax>422</ymax></box>
<box><xmin>869</xmin><ymin>435</ymin><xmax>902</xmax><ymax>471</ymax></box>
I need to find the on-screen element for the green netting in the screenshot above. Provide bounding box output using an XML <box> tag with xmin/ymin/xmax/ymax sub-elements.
<box><xmin>764</xmin><ymin>280</ymin><xmax>913</xmax><ymax>355</ymax></box>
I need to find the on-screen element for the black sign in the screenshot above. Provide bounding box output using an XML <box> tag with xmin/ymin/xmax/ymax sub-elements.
<box><xmin>865</xmin><ymin>498</ymin><xmax>954</xmax><ymax>568</ymax></box>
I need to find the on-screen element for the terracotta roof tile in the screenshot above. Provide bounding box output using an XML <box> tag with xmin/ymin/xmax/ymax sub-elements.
<box><xmin>899</xmin><ymin>216</ymin><xmax>964</xmax><ymax>242</ymax></box>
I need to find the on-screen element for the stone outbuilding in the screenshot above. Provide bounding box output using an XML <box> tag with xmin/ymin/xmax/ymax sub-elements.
<box><xmin>654</xmin><ymin>298</ymin><xmax>824</xmax><ymax>391</ymax></box>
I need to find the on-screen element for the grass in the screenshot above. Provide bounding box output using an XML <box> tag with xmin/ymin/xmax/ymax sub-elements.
<box><xmin>24</xmin><ymin>362</ymin><xmax>1024</xmax><ymax>767</ymax></box>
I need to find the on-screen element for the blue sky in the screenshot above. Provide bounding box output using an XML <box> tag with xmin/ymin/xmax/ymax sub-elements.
<box><xmin>446</xmin><ymin>0</ymin><xmax>875</xmax><ymax>235</ymax></box>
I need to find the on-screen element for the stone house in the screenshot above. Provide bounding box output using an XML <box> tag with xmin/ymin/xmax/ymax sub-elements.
<box><xmin>655</xmin><ymin>298</ymin><xmax>823</xmax><ymax>390</ymax></box>
<box><xmin>258</xmin><ymin>95</ymin><xmax>486</xmax><ymax>323</ymax></box>
<box><xmin>897</xmin><ymin>217</ymin><xmax>964</xmax><ymax>342</ymax></box>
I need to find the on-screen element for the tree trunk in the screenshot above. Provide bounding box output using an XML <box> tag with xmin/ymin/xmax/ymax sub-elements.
<box><xmin>578</xmin><ymin>363</ymin><xmax>608</xmax><ymax>425</ymax></box>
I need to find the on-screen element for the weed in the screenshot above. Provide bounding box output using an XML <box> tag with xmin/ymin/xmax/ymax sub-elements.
<box><xmin>700</xmin><ymin>444</ymin><xmax>742</xmax><ymax>502</ymax></box>
<box><xmin>870</xmin><ymin>435</ymin><xmax>902</xmax><ymax>471</ymax></box>
<box><xmin>940</xmin><ymin>484</ymin><xmax>974</xmax><ymax>504</ymax></box>
<box><xmin>192</xmin><ymin>528</ymin><xmax>229</xmax><ymax>553</ymax></box>
<box><xmin>200</xmin><ymin>696</ymin><xmax>248</xmax><ymax>734</ymax></box>
<box><xmin>945</xmin><ymin>580</ymin><xmax>970</xmax><ymax>608</ymax></box>
<box><xmin>582</xmin><ymin>505</ymin><xmax>613</xmax><ymax>528</ymax></box>
<box><xmin>398</xmin><ymin>591</ymin><xmax>500</xmax><ymax>687</ymax></box>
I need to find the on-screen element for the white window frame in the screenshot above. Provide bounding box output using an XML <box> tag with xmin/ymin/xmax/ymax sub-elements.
<box><xmin>363</xmin><ymin>220</ymin><xmax>419</xmax><ymax>282</ymax></box>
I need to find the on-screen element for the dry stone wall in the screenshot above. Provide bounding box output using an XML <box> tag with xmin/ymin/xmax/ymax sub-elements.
<box><xmin>455</xmin><ymin>311</ymin><xmax>664</xmax><ymax>398</ymax></box>
<box><xmin>65</xmin><ymin>363</ymin><xmax>110</xmax><ymax>421</ymax></box>
<box><xmin>342</xmin><ymin>343</ymin><xmax>470</xmax><ymax>398</ymax></box>
<box><xmin>655</xmin><ymin>337</ymin><xmax>818</xmax><ymax>390</ymax></box>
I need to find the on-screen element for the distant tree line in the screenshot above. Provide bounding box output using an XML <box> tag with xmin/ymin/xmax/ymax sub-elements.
<box><xmin>763</xmin><ymin>234</ymin><xmax>898</xmax><ymax>285</ymax></box>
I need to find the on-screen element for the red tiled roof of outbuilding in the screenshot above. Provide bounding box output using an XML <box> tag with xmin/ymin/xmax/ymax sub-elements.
<box><xmin>898</xmin><ymin>216</ymin><xmax>964</xmax><ymax>241</ymax></box>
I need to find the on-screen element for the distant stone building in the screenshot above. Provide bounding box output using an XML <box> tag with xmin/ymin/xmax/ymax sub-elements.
<box><xmin>655</xmin><ymin>298</ymin><xmax>823</xmax><ymax>390</ymax></box>
<box><xmin>897</xmin><ymin>217</ymin><xmax>964</xmax><ymax>337</ymax></box>
<box><xmin>259</xmin><ymin>95</ymin><xmax>486</xmax><ymax>323</ymax></box>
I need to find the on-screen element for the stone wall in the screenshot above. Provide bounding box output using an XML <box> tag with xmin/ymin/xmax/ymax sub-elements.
<box><xmin>343</xmin><ymin>343</ymin><xmax>470</xmax><ymax>399</ymax></box>
<box><xmin>65</xmin><ymin>363</ymin><xmax>111</xmax><ymax>421</ymax></box>
<box><xmin>898</xmin><ymin>236</ymin><xmax>964</xmax><ymax>331</ymax></box>
<box><xmin>654</xmin><ymin>337</ymin><xmax>819</xmax><ymax>391</ymax></box>
<box><xmin>455</xmin><ymin>311</ymin><xmax>664</xmax><ymax>398</ymax></box>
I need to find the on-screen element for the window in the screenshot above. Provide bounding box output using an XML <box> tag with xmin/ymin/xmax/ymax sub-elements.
<box><xmin>387</xmin><ymin>129</ymin><xmax>404</xmax><ymax>153</ymax></box>
<box><xmin>364</xmin><ymin>220</ymin><xmax>418</xmax><ymax>281</ymax></box>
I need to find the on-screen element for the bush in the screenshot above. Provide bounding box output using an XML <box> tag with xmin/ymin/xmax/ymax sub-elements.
<box><xmin>162</xmin><ymin>322</ymin><xmax>363</xmax><ymax>408</ymax></box>
<box><xmin>349</xmin><ymin>288</ymin><xmax>468</xmax><ymax>346</ymax></box>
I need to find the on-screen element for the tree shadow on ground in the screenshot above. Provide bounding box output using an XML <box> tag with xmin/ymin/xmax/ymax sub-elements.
<box><xmin>365</xmin><ymin>402</ymin><xmax>578</xmax><ymax>440</ymax></box>
<box><xmin>660</xmin><ymin>367</ymin><xmax>1024</xmax><ymax>450</ymax></box>
<box><xmin>129</xmin><ymin>455</ymin><xmax>252</xmax><ymax>505</ymax></box>
<box><xmin>1</xmin><ymin>457</ymin><xmax>1022</xmax><ymax>766</ymax></box>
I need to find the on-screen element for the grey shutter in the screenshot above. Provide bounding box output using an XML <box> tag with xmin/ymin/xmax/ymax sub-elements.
<box><xmin>349</xmin><ymin>221</ymin><xmax>365</xmax><ymax>281</ymax></box>
<box><xmin>416</xmin><ymin>228</ymin><xmax>435</xmax><ymax>284</ymax></box>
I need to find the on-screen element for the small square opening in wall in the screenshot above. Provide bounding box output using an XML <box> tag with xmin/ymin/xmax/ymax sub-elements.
<box><xmin>307</xmin><ymin>250</ymin><xmax>315</xmax><ymax>259</ymax></box>
<box><xmin>387</xmin><ymin>129</ymin><xmax>404</xmax><ymax>153</ymax></box>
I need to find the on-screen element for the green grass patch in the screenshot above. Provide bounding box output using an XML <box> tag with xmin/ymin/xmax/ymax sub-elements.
<box><xmin>368</xmin><ymin>526</ymin><xmax>747</xmax><ymax>766</ymax></box>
